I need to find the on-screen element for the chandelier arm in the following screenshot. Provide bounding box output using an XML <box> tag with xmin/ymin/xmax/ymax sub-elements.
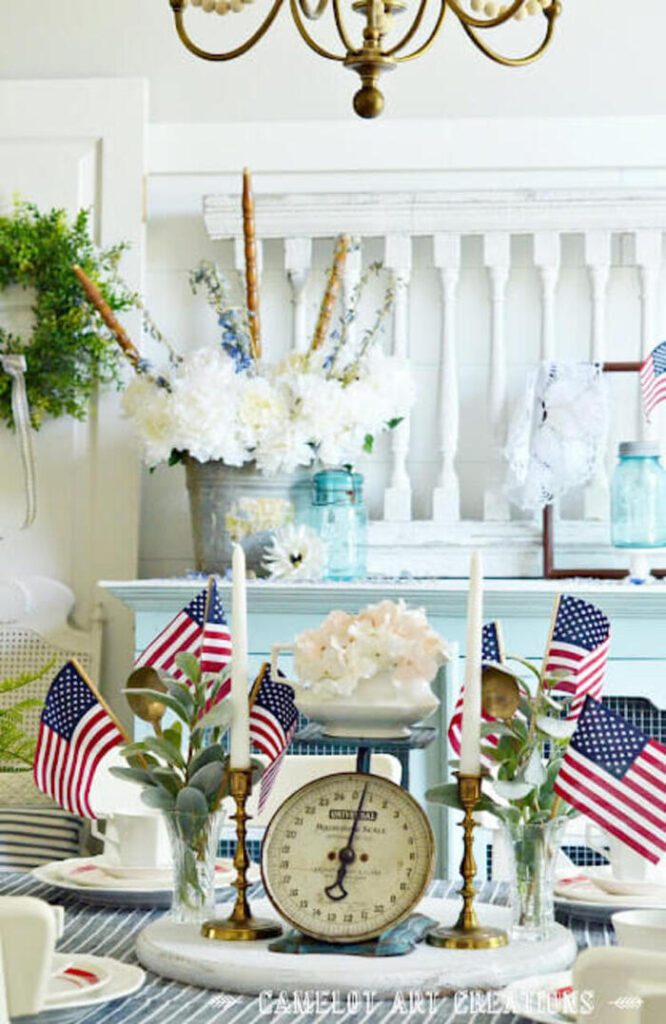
<box><xmin>445</xmin><ymin>0</ymin><xmax>527</xmax><ymax>31</ymax></box>
<box><xmin>394</xmin><ymin>0</ymin><xmax>449</xmax><ymax>63</ymax></box>
<box><xmin>383</xmin><ymin>0</ymin><xmax>433</xmax><ymax>58</ymax></box>
<box><xmin>290</xmin><ymin>0</ymin><xmax>347</xmax><ymax>60</ymax></box>
<box><xmin>173</xmin><ymin>2</ymin><xmax>286</xmax><ymax>60</ymax></box>
<box><xmin>458</xmin><ymin>10</ymin><xmax>557</xmax><ymax>66</ymax></box>
<box><xmin>297</xmin><ymin>0</ymin><xmax>330</xmax><ymax>22</ymax></box>
<box><xmin>332</xmin><ymin>0</ymin><xmax>356</xmax><ymax>54</ymax></box>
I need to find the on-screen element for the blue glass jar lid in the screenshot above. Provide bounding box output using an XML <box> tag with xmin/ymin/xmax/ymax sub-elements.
<box><xmin>618</xmin><ymin>441</ymin><xmax>661</xmax><ymax>457</ymax></box>
<box><xmin>312</xmin><ymin>469</ymin><xmax>355</xmax><ymax>505</ymax></box>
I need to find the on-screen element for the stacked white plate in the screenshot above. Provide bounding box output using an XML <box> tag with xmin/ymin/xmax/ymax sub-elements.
<box><xmin>19</xmin><ymin>953</ymin><xmax>144</xmax><ymax>1024</ymax></box>
<box><xmin>33</xmin><ymin>856</ymin><xmax>260</xmax><ymax>908</ymax></box>
<box><xmin>555</xmin><ymin>868</ymin><xmax>666</xmax><ymax>921</ymax></box>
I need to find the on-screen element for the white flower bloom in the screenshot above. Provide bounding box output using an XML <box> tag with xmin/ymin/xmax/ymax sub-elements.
<box><xmin>262</xmin><ymin>524</ymin><xmax>325</xmax><ymax>581</ymax></box>
<box><xmin>123</xmin><ymin>340</ymin><xmax>416</xmax><ymax>474</ymax></box>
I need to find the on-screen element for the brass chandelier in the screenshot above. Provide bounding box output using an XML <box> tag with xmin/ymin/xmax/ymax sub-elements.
<box><xmin>168</xmin><ymin>0</ymin><xmax>561</xmax><ymax>119</ymax></box>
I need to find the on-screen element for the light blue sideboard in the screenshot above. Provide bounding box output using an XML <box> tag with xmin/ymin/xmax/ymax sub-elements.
<box><xmin>100</xmin><ymin>578</ymin><xmax>666</xmax><ymax>874</ymax></box>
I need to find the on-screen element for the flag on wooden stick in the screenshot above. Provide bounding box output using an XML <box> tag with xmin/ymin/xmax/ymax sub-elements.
<box><xmin>543</xmin><ymin>594</ymin><xmax>610</xmax><ymax>719</ymax></box>
<box><xmin>554</xmin><ymin>696</ymin><xmax>666</xmax><ymax>864</ymax></box>
<box><xmin>33</xmin><ymin>660</ymin><xmax>126</xmax><ymax>819</ymax></box>
<box><xmin>200</xmin><ymin>579</ymin><xmax>233</xmax><ymax>678</ymax></box>
<box><xmin>640</xmin><ymin>341</ymin><xmax>666</xmax><ymax>420</ymax></box>
<box><xmin>448</xmin><ymin>621</ymin><xmax>505</xmax><ymax>761</ymax></box>
<box><xmin>249</xmin><ymin>663</ymin><xmax>299</xmax><ymax>813</ymax></box>
<box><xmin>134</xmin><ymin>580</ymin><xmax>231</xmax><ymax>683</ymax></box>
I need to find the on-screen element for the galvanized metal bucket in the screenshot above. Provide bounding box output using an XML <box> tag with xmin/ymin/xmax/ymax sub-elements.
<box><xmin>185</xmin><ymin>458</ymin><xmax>311</xmax><ymax>574</ymax></box>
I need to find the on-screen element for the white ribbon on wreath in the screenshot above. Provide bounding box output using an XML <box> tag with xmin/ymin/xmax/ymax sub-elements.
<box><xmin>1</xmin><ymin>353</ymin><xmax>37</xmax><ymax>529</ymax></box>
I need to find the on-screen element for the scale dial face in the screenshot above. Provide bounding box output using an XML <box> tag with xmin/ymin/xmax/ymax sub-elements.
<box><xmin>261</xmin><ymin>772</ymin><xmax>435</xmax><ymax>943</ymax></box>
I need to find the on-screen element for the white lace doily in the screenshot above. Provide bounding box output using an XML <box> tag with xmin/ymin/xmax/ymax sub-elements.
<box><xmin>504</xmin><ymin>361</ymin><xmax>609</xmax><ymax>512</ymax></box>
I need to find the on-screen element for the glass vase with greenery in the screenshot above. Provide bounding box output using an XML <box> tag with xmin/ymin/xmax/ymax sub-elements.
<box><xmin>111</xmin><ymin>652</ymin><xmax>262</xmax><ymax>924</ymax></box>
<box><xmin>427</xmin><ymin>657</ymin><xmax>578</xmax><ymax>940</ymax></box>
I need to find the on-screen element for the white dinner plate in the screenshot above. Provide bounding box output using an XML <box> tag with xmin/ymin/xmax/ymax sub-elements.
<box><xmin>500</xmin><ymin>971</ymin><xmax>576</xmax><ymax>1024</ymax></box>
<box><xmin>33</xmin><ymin>856</ymin><xmax>260</xmax><ymax>908</ymax></box>
<box><xmin>18</xmin><ymin>954</ymin><xmax>144</xmax><ymax>1024</ymax></box>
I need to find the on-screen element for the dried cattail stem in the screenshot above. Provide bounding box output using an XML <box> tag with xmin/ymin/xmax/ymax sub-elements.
<box><xmin>310</xmin><ymin>234</ymin><xmax>350</xmax><ymax>352</ymax></box>
<box><xmin>242</xmin><ymin>168</ymin><xmax>262</xmax><ymax>361</ymax></box>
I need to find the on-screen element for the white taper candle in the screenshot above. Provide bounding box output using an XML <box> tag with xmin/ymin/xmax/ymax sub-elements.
<box><xmin>230</xmin><ymin>543</ymin><xmax>251</xmax><ymax>769</ymax></box>
<box><xmin>459</xmin><ymin>550</ymin><xmax>483</xmax><ymax>775</ymax></box>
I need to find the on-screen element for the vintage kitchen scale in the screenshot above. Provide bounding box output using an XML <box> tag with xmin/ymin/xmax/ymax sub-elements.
<box><xmin>260</xmin><ymin>771</ymin><xmax>436</xmax><ymax>952</ymax></box>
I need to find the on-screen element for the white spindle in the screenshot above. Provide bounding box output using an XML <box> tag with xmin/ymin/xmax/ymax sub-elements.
<box><xmin>635</xmin><ymin>229</ymin><xmax>662</xmax><ymax>440</ymax></box>
<box><xmin>533</xmin><ymin>232</ymin><xmax>561</xmax><ymax>360</ymax></box>
<box><xmin>432</xmin><ymin>233</ymin><xmax>461</xmax><ymax>522</ymax></box>
<box><xmin>341</xmin><ymin>237</ymin><xmax>362</xmax><ymax>349</ymax></box>
<box><xmin>583</xmin><ymin>230</ymin><xmax>611</xmax><ymax>520</ymax></box>
<box><xmin>483</xmin><ymin>232</ymin><xmax>511</xmax><ymax>521</ymax></box>
<box><xmin>284</xmin><ymin>237</ymin><xmax>313</xmax><ymax>353</ymax></box>
<box><xmin>383</xmin><ymin>233</ymin><xmax>413</xmax><ymax>522</ymax></box>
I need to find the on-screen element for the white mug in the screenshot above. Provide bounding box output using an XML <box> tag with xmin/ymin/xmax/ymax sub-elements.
<box><xmin>586</xmin><ymin>823</ymin><xmax>666</xmax><ymax>884</ymax></box>
<box><xmin>92</xmin><ymin>812</ymin><xmax>171</xmax><ymax>869</ymax></box>
<box><xmin>0</xmin><ymin>896</ymin><xmax>59</xmax><ymax>1019</ymax></box>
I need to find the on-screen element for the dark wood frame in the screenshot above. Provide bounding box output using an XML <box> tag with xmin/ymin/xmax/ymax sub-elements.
<box><xmin>542</xmin><ymin>361</ymin><xmax>666</xmax><ymax>579</ymax></box>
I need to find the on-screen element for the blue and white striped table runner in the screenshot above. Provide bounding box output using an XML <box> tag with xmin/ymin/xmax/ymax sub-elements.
<box><xmin>0</xmin><ymin>873</ymin><xmax>613</xmax><ymax>1024</ymax></box>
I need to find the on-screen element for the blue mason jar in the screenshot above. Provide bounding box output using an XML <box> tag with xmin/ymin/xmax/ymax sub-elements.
<box><xmin>311</xmin><ymin>468</ymin><xmax>368</xmax><ymax>581</ymax></box>
<box><xmin>610</xmin><ymin>441</ymin><xmax>666</xmax><ymax>548</ymax></box>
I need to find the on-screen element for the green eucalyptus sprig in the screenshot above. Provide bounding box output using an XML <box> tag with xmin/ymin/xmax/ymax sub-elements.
<box><xmin>427</xmin><ymin>656</ymin><xmax>579</xmax><ymax>828</ymax></box>
<box><xmin>110</xmin><ymin>651</ymin><xmax>262</xmax><ymax>821</ymax></box>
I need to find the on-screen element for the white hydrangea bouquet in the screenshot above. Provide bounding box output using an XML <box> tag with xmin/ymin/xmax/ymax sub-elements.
<box><xmin>293</xmin><ymin>600</ymin><xmax>449</xmax><ymax>697</ymax></box>
<box><xmin>123</xmin><ymin>239</ymin><xmax>414</xmax><ymax>475</ymax></box>
<box><xmin>272</xmin><ymin>600</ymin><xmax>449</xmax><ymax>738</ymax></box>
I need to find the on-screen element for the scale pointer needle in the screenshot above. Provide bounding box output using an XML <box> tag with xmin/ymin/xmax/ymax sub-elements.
<box><xmin>324</xmin><ymin>782</ymin><xmax>369</xmax><ymax>902</ymax></box>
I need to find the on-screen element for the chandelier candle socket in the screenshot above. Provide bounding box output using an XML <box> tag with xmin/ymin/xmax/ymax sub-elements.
<box><xmin>230</xmin><ymin>544</ymin><xmax>251</xmax><ymax>769</ymax></box>
<box><xmin>459</xmin><ymin>550</ymin><xmax>483</xmax><ymax>775</ymax></box>
<box><xmin>167</xmin><ymin>0</ymin><xmax>562</xmax><ymax>119</ymax></box>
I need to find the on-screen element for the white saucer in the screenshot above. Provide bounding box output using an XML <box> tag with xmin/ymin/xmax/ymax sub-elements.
<box><xmin>555</xmin><ymin>876</ymin><xmax>666</xmax><ymax>922</ymax></box>
<box><xmin>19</xmin><ymin>954</ymin><xmax>144</xmax><ymax>1024</ymax></box>
<box><xmin>48</xmin><ymin>956</ymin><xmax>111</xmax><ymax>1003</ymax></box>
<box><xmin>33</xmin><ymin>856</ymin><xmax>260</xmax><ymax>908</ymax></box>
<box><xmin>500</xmin><ymin>971</ymin><xmax>575</xmax><ymax>1024</ymax></box>
<box><xmin>585</xmin><ymin>867</ymin><xmax>666</xmax><ymax>901</ymax></box>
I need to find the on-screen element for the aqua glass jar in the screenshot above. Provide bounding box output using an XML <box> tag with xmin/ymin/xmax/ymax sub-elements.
<box><xmin>311</xmin><ymin>468</ymin><xmax>368</xmax><ymax>581</ymax></box>
<box><xmin>611</xmin><ymin>442</ymin><xmax>666</xmax><ymax>548</ymax></box>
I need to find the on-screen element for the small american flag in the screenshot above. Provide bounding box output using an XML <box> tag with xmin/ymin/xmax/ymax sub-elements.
<box><xmin>135</xmin><ymin>586</ymin><xmax>209</xmax><ymax>681</ymax></box>
<box><xmin>448</xmin><ymin>621</ymin><xmax>505</xmax><ymax>759</ymax></box>
<box><xmin>640</xmin><ymin>341</ymin><xmax>666</xmax><ymax>420</ymax></box>
<box><xmin>249</xmin><ymin>663</ymin><xmax>299</xmax><ymax>813</ymax></box>
<box><xmin>554</xmin><ymin>696</ymin><xmax>666</xmax><ymax>864</ymax></box>
<box><xmin>33</xmin><ymin>661</ymin><xmax>125</xmax><ymax>819</ymax></box>
<box><xmin>200</xmin><ymin>580</ymin><xmax>233</xmax><ymax>677</ymax></box>
<box><xmin>544</xmin><ymin>595</ymin><xmax>610</xmax><ymax>718</ymax></box>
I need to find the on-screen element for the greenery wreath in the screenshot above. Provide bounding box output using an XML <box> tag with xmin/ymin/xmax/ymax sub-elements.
<box><xmin>0</xmin><ymin>202</ymin><xmax>137</xmax><ymax>429</ymax></box>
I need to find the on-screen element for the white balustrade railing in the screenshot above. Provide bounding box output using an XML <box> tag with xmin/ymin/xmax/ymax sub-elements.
<box><xmin>204</xmin><ymin>187</ymin><xmax>666</xmax><ymax>573</ymax></box>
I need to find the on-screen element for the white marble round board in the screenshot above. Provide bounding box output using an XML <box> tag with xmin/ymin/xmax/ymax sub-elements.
<box><xmin>32</xmin><ymin>857</ymin><xmax>260</xmax><ymax>909</ymax></box>
<box><xmin>136</xmin><ymin>897</ymin><xmax>578</xmax><ymax>996</ymax></box>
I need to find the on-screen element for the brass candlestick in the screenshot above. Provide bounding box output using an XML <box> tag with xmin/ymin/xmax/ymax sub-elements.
<box><xmin>201</xmin><ymin>768</ymin><xmax>282</xmax><ymax>941</ymax></box>
<box><xmin>427</xmin><ymin>772</ymin><xmax>508</xmax><ymax>950</ymax></box>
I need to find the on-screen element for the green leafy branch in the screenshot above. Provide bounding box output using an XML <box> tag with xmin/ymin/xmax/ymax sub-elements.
<box><xmin>0</xmin><ymin>659</ymin><xmax>54</xmax><ymax>770</ymax></box>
